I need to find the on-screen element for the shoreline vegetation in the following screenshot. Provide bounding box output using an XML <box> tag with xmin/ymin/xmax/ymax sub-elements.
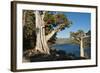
<box><xmin>22</xmin><ymin>10</ymin><xmax>91</xmax><ymax>63</ymax></box>
<box><xmin>23</xmin><ymin>38</ymin><xmax>90</xmax><ymax>62</ymax></box>
<box><xmin>23</xmin><ymin>48</ymin><xmax>87</xmax><ymax>62</ymax></box>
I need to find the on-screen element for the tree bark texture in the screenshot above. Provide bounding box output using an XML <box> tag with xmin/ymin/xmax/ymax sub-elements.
<box><xmin>35</xmin><ymin>11</ymin><xmax>50</xmax><ymax>54</ymax></box>
<box><xmin>80</xmin><ymin>38</ymin><xmax>85</xmax><ymax>57</ymax></box>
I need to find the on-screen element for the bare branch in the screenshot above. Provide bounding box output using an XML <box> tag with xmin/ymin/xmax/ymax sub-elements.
<box><xmin>46</xmin><ymin>24</ymin><xmax>64</xmax><ymax>41</ymax></box>
<box><xmin>42</xmin><ymin>11</ymin><xmax>46</xmax><ymax>20</ymax></box>
<box><xmin>75</xmin><ymin>38</ymin><xmax>81</xmax><ymax>42</ymax></box>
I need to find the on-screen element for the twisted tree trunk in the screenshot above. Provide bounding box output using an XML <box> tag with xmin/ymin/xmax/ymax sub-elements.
<box><xmin>34</xmin><ymin>11</ymin><xmax>63</xmax><ymax>55</ymax></box>
<box><xmin>80</xmin><ymin>38</ymin><xmax>85</xmax><ymax>57</ymax></box>
<box><xmin>35</xmin><ymin>11</ymin><xmax>50</xmax><ymax>54</ymax></box>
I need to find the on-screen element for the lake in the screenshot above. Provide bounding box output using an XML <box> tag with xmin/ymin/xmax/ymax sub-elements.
<box><xmin>51</xmin><ymin>44</ymin><xmax>91</xmax><ymax>58</ymax></box>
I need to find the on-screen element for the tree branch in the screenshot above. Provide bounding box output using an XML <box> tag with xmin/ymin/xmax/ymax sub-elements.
<box><xmin>42</xmin><ymin>11</ymin><xmax>46</xmax><ymax>20</ymax></box>
<box><xmin>46</xmin><ymin>24</ymin><xmax>64</xmax><ymax>41</ymax></box>
<box><xmin>75</xmin><ymin>38</ymin><xmax>81</xmax><ymax>42</ymax></box>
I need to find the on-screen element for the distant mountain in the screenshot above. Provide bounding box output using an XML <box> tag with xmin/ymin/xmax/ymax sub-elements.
<box><xmin>55</xmin><ymin>38</ymin><xmax>72</xmax><ymax>44</ymax></box>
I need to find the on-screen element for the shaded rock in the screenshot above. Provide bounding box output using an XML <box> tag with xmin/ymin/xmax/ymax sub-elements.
<box><xmin>23</xmin><ymin>48</ymin><xmax>87</xmax><ymax>62</ymax></box>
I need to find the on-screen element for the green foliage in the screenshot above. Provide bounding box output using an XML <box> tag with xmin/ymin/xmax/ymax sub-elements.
<box><xmin>86</xmin><ymin>30</ymin><xmax>91</xmax><ymax>35</ymax></box>
<box><xmin>44</xmin><ymin>12</ymin><xmax>71</xmax><ymax>34</ymax></box>
<box><xmin>23</xmin><ymin>10</ymin><xmax>36</xmax><ymax>51</ymax></box>
<box><xmin>84</xmin><ymin>30</ymin><xmax>91</xmax><ymax>48</ymax></box>
<box><xmin>44</xmin><ymin>12</ymin><xmax>55</xmax><ymax>24</ymax></box>
<box><xmin>23</xmin><ymin>10</ymin><xmax>72</xmax><ymax>50</ymax></box>
<box><xmin>70</xmin><ymin>30</ymin><xmax>91</xmax><ymax>48</ymax></box>
<box><xmin>23</xmin><ymin>10</ymin><xmax>35</xmax><ymax>39</ymax></box>
<box><xmin>70</xmin><ymin>30</ymin><xmax>85</xmax><ymax>40</ymax></box>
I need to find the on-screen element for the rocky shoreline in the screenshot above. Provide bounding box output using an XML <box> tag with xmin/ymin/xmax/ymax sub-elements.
<box><xmin>23</xmin><ymin>48</ymin><xmax>87</xmax><ymax>62</ymax></box>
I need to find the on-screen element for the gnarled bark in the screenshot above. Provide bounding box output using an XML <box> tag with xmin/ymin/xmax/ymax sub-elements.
<box><xmin>35</xmin><ymin>11</ymin><xmax>44</xmax><ymax>53</ymax></box>
<box><xmin>80</xmin><ymin>38</ymin><xmax>84</xmax><ymax>57</ymax></box>
<box><xmin>80</xmin><ymin>35</ymin><xmax>90</xmax><ymax>57</ymax></box>
<box><xmin>46</xmin><ymin>24</ymin><xmax>63</xmax><ymax>41</ymax></box>
<box><xmin>33</xmin><ymin>11</ymin><xmax>68</xmax><ymax>55</ymax></box>
<box><xmin>34</xmin><ymin>11</ymin><xmax>50</xmax><ymax>54</ymax></box>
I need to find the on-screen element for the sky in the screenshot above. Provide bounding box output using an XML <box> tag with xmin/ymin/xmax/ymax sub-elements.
<box><xmin>56</xmin><ymin>12</ymin><xmax>91</xmax><ymax>38</ymax></box>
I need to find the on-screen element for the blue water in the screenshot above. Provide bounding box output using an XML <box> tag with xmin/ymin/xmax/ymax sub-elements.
<box><xmin>51</xmin><ymin>44</ymin><xmax>91</xmax><ymax>58</ymax></box>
